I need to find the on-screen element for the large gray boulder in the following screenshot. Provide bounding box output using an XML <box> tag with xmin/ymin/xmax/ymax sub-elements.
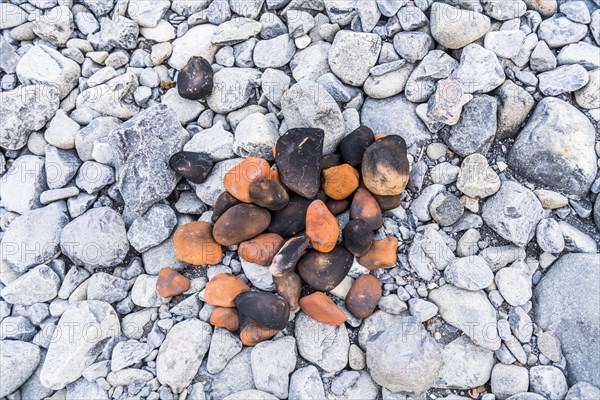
<box><xmin>534</xmin><ymin>253</ymin><xmax>600</xmax><ymax>387</ymax></box>
<box><xmin>508</xmin><ymin>97</ymin><xmax>597</xmax><ymax>197</ymax></box>
<box><xmin>108</xmin><ymin>104</ymin><xmax>189</xmax><ymax>215</ymax></box>
<box><xmin>366</xmin><ymin>316</ymin><xmax>441</xmax><ymax>395</ymax></box>
<box><xmin>295</xmin><ymin>312</ymin><xmax>349</xmax><ymax>373</ymax></box>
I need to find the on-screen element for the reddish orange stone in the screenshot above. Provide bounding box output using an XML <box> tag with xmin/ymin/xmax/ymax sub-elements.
<box><xmin>358</xmin><ymin>235</ymin><xmax>399</xmax><ymax>270</ymax></box>
<box><xmin>240</xmin><ymin>321</ymin><xmax>279</xmax><ymax>346</ymax></box>
<box><xmin>299</xmin><ymin>292</ymin><xmax>347</xmax><ymax>326</ymax></box>
<box><xmin>173</xmin><ymin>221</ymin><xmax>222</xmax><ymax>265</ymax></box>
<box><xmin>321</xmin><ymin>164</ymin><xmax>360</xmax><ymax>200</ymax></box>
<box><xmin>210</xmin><ymin>307</ymin><xmax>240</xmax><ymax>331</ymax></box>
<box><xmin>350</xmin><ymin>188</ymin><xmax>383</xmax><ymax>231</ymax></box>
<box><xmin>374</xmin><ymin>134</ymin><xmax>386</xmax><ymax>140</ymax></box>
<box><xmin>156</xmin><ymin>268</ymin><xmax>190</xmax><ymax>298</ymax></box>
<box><xmin>203</xmin><ymin>273</ymin><xmax>250</xmax><ymax>307</ymax></box>
<box><xmin>345</xmin><ymin>274</ymin><xmax>382</xmax><ymax>319</ymax></box>
<box><xmin>223</xmin><ymin>157</ymin><xmax>271</xmax><ymax>203</ymax></box>
<box><xmin>306</xmin><ymin>200</ymin><xmax>339</xmax><ymax>253</ymax></box>
<box><xmin>238</xmin><ymin>233</ymin><xmax>285</xmax><ymax>266</ymax></box>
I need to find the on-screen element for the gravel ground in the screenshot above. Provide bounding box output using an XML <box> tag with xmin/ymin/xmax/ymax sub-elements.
<box><xmin>1</xmin><ymin>0</ymin><xmax>600</xmax><ymax>399</ymax></box>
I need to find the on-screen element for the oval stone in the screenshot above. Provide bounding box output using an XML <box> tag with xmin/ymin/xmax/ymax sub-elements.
<box><xmin>156</xmin><ymin>268</ymin><xmax>190</xmax><ymax>298</ymax></box>
<box><xmin>204</xmin><ymin>273</ymin><xmax>250</xmax><ymax>307</ymax></box>
<box><xmin>224</xmin><ymin>157</ymin><xmax>271</xmax><ymax>203</ymax></box>
<box><xmin>234</xmin><ymin>291</ymin><xmax>290</xmax><ymax>330</ymax></box>
<box><xmin>326</xmin><ymin>198</ymin><xmax>351</xmax><ymax>215</ymax></box>
<box><xmin>210</xmin><ymin>307</ymin><xmax>240</xmax><ymax>331</ymax></box>
<box><xmin>174</xmin><ymin>221</ymin><xmax>222</xmax><ymax>265</ymax></box>
<box><xmin>339</xmin><ymin>125</ymin><xmax>375</xmax><ymax>166</ymax></box>
<box><xmin>299</xmin><ymin>292</ymin><xmax>347</xmax><ymax>326</ymax></box>
<box><xmin>343</xmin><ymin>219</ymin><xmax>374</xmax><ymax>257</ymax></box>
<box><xmin>274</xmin><ymin>272</ymin><xmax>303</xmax><ymax>312</ymax></box>
<box><xmin>249</xmin><ymin>177</ymin><xmax>289</xmax><ymax>210</ymax></box>
<box><xmin>306</xmin><ymin>200</ymin><xmax>339</xmax><ymax>253</ymax></box>
<box><xmin>269</xmin><ymin>235</ymin><xmax>310</xmax><ymax>277</ymax></box>
<box><xmin>345</xmin><ymin>274</ymin><xmax>382</xmax><ymax>319</ymax></box>
<box><xmin>321</xmin><ymin>164</ymin><xmax>360</xmax><ymax>200</ymax></box>
<box><xmin>238</xmin><ymin>233</ymin><xmax>285</xmax><ymax>266</ymax></box>
<box><xmin>362</xmin><ymin>135</ymin><xmax>410</xmax><ymax>196</ymax></box>
<box><xmin>358</xmin><ymin>235</ymin><xmax>398</xmax><ymax>270</ymax></box>
<box><xmin>275</xmin><ymin>128</ymin><xmax>324</xmax><ymax>198</ymax></box>
<box><xmin>177</xmin><ymin>56</ymin><xmax>214</xmax><ymax>100</ymax></box>
<box><xmin>350</xmin><ymin>188</ymin><xmax>383</xmax><ymax>230</ymax></box>
<box><xmin>213</xmin><ymin>204</ymin><xmax>271</xmax><ymax>246</ymax></box>
<box><xmin>297</xmin><ymin>246</ymin><xmax>354</xmax><ymax>291</ymax></box>
<box><xmin>372</xmin><ymin>192</ymin><xmax>402</xmax><ymax>212</ymax></box>
<box><xmin>169</xmin><ymin>151</ymin><xmax>214</xmax><ymax>184</ymax></box>
<box><xmin>240</xmin><ymin>321</ymin><xmax>279</xmax><ymax>346</ymax></box>
<box><xmin>211</xmin><ymin>191</ymin><xmax>240</xmax><ymax>222</ymax></box>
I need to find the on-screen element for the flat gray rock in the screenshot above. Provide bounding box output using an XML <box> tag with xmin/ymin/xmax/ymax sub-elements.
<box><xmin>86</xmin><ymin>272</ymin><xmax>129</xmax><ymax>303</ymax></box>
<box><xmin>1</xmin><ymin>264</ymin><xmax>60</xmax><ymax>305</ymax></box>
<box><xmin>1</xmin><ymin>202</ymin><xmax>69</xmax><ymax>272</ymax></box>
<box><xmin>295</xmin><ymin>312</ymin><xmax>349</xmax><ymax>373</ymax></box>
<box><xmin>405</xmin><ymin>50</ymin><xmax>458</xmax><ymax>103</ymax></box>
<box><xmin>0</xmin><ymin>340</ymin><xmax>41</xmax><ymax>398</ymax></box>
<box><xmin>251</xmin><ymin>336</ymin><xmax>297</xmax><ymax>398</ymax></box>
<box><xmin>444</xmin><ymin>95</ymin><xmax>497</xmax><ymax>157</ymax></box>
<box><xmin>207</xmin><ymin>327</ymin><xmax>243</xmax><ymax>374</ymax></box>
<box><xmin>444</xmin><ymin>255</ymin><xmax>494</xmax><ymax>291</ymax></box>
<box><xmin>60</xmin><ymin>207</ymin><xmax>129</xmax><ymax>268</ymax></box>
<box><xmin>451</xmin><ymin>44</ymin><xmax>505</xmax><ymax>94</ymax></box>
<box><xmin>127</xmin><ymin>203</ymin><xmax>177</xmax><ymax>253</ymax></box>
<box><xmin>210</xmin><ymin>348</ymin><xmax>256</xmax><ymax>399</ymax></box>
<box><xmin>534</xmin><ymin>253</ymin><xmax>600</xmax><ymax>387</ymax></box>
<box><xmin>496</xmin><ymin>80</ymin><xmax>535</xmax><ymax>139</ymax></box>
<box><xmin>328</xmin><ymin>31</ymin><xmax>381</xmax><ymax>86</ymax></box>
<box><xmin>538</xmin><ymin>64</ymin><xmax>589</xmax><ymax>96</ymax></box>
<box><xmin>40</xmin><ymin>300</ymin><xmax>121</xmax><ymax>390</ymax></box>
<box><xmin>430</xmin><ymin>3</ymin><xmax>490</xmax><ymax>49</ymax></box>
<box><xmin>207</xmin><ymin>68</ymin><xmax>262</xmax><ymax>114</ymax></box>
<box><xmin>538</xmin><ymin>16</ymin><xmax>588</xmax><ymax>48</ymax></box>
<box><xmin>108</xmin><ymin>104</ymin><xmax>189</xmax><ymax>215</ymax></box>
<box><xmin>508</xmin><ymin>97</ymin><xmax>597</xmax><ymax>197</ymax></box>
<box><xmin>482</xmin><ymin>181</ymin><xmax>544</xmax><ymax>247</ymax></box>
<box><xmin>288</xmin><ymin>366</ymin><xmax>325</xmax><ymax>400</ymax></box>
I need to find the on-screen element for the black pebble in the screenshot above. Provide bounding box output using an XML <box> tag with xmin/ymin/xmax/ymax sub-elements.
<box><xmin>169</xmin><ymin>151</ymin><xmax>214</xmax><ymax>184</ymax></box>
<box><xmin>343</xmin><ymin>219</ymin><xmax>374</xmax><ymax>257</ymax></box>
<box><xmin>177</xmin><ymin>56</ymin><xmax>214</xmax><ymax>100</ymax></box>
<box><xmin>338</xmin><ymin>126</ymin><xmax>375</xmax><ymax>166</ymax></box>
<box><xmin>235</xmin><ymin>291</ymin><xmax>290</xmax><ymax>330</ymax></box>
<box><xmin>297</xmin><ymin>246</ymin><xmax>354</xmax><ymax>292</ymax></box>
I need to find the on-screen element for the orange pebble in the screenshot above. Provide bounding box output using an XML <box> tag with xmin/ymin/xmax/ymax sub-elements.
<box><xmin>321</xmin><ymin>164</ymin><xmax>360</xmax><ymax>200</ymax></box>
<box><xmin>306</xmin><ymin>200</ymin><xmax>339</xmax><ymax>253</ymax></box>
<box><xmin>156</xmin><ymin>268</ymin><xmax>190</xmax><ymax>298</ymax></box>
<box><xmin>204</xmin><ymin>273</ymin><xmax>250</xmax><ymax>307</ymax></box>
<box><xmin>223</xmin><ymin>157</ymin><xmax>271</xmax><ymax>203</ymax></box>
<box><xmin>240</xmin><ymin>321</ymin><xmax>279</xmax><ymax>346</ymax></box>
<box><xmin>358</xmin><ymin>235</ymin><xmax>399</xmax><ymax>270</ymax></box>
<box><xmin>173</xmin><ymin>221</ymin><xmax>222</xmax><ymax>265</ymax></box>
<box><xmin>299</xmin><ymin>292</ymin><xmax>347</xmax><ymax>326</ymax></box>
<box><xmin>238</xmin><ymin>233</ymin><xmax>285</xmax><ymax>266</ymax></box>
<box><xmin>210</xmin><ymin>307</ymin><xmax>240</xmax><ymax>331</ymax></box>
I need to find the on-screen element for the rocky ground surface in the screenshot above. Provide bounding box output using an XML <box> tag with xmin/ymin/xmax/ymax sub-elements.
<box><xmin>1</xmin><ymin>0</ymin><xmax>600</xmax><ymax>399</ymax></box>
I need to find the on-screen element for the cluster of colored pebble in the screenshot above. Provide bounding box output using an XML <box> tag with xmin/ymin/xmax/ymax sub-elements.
<box><xmin>161</xmin><ymin>125</ymin><xmax>409</xmax><ymax>345</ymax></box>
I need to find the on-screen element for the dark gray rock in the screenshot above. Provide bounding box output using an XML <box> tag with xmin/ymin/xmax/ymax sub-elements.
<box><xmin>538</xmin><ymin>64</ymin><xmax>589</xmax><ymax>96</ymax></box>
<box><xmin>108</xmin><ymin>104</ymin><xmax>189</xmax><ymax>215</ymax></box>
<box><xmin>361</xmin><ymin>95</ymin><xmax>431</xmax><ymax>146</ymax></box>
<box><xmin>594</xmin><ymin>196</ymin><xmax>600</xmax><ymax>231</ymax></box>
<box><xmin>496</xmin><ymin>80</ymin><xmax>535</xmax><ymax>139</ymax></box>
<box><xmin>429</xmin><ymin>192</ymin><xmax>464</xmax><ymax>227</ymax></box>
<box><xmin>508</xmin><ymin>97</ymin><xmax>597</xmax><ymax>197</ymax></box>
<box><xmin>444</xmin><ymin>95</ymin><xmax>497</xmax><ymax>157</ymax></box>
<box><xmin>534</xmin><ymin>253</ymin><xmax>600</xmax><ymax>387</ymax></box>
<box><xmin>87</xmin><ymin>272</ymin><xmax>129</xmax><ymax>304</ymax></box>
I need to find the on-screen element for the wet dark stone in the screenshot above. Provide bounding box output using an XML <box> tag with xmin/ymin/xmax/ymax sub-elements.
<box><xmin>268</xmin><ymin>193</ymin><xmax>326</xmax><ymax>237</ymax></box>
<box><xmin>273</xmin><ymin>272</ymin><xmax>302</xmax><ymax>312</ymax></box>
<box><xmin>169</xmin><ymin>151</ymin><xmax>214</xmax><ymax>184</ymax></box>
<box><xmin>297</xmin><ymin>246</ymin><xmax>354</xmax><ymax>292</ymax></box>
<box><xmin>213</xmin><ymin>204</ymin><xmax>271</xmax><ymax>246</ymax></box>
<box><xmin>249</xmin><ymin>177</ymin><xmax>290</xmax><ymax>211</ymax></box>
<box><xmin>345</xmin><ymin>274</ymin><xmax>382</xmax><ymax>319</ymax></box>
<box><xmin>211</xmin><ymin>191</ymin><xmax>240</xmax><ymax>222</ymax></box>
<box><xmin>326</xmin><ymin>198</ymin><xmax>351</xmax><ymax>215</ymax></box>
<box><xmin>275</xmin><ymin>128</ymin><xmax>324</xmax><ymax>198</ymax></box>
<box><xmin>269</xmin><ymin>235</ymin><xmax>310</xmax><ymax>277</ymax></box>
<box><xmin>372</xmin><ymin>192</ymin><xmax>402</xmax><ymax>212</ymax></box>
<box><xmin>338</xmin><ymin>126</ymin><xmax>375</xmax><ymax>166</ymax></box>
<box><xmin>350</xmin><ymin>188</ymin><xmax>383</xmax><ymax>231</ymax></box>
<box><xmin>343</xmin><ymin>219</ymin><xmax>374</xmax><ymax>257</ymax></box>
<box><xmin>321</xmin><ymin>154</ymin><xmax>343</xmax><ymax>170</ymax></box>
<box><xmin>234</xmin><ymin>291</ymin><xmax>290</xmax><ymax>330</ymax></box>
<box><xmin>362</xmin><ymin>135</ymin><xmax>410</xmax><ymax>196</ymax></box>
<box><xmin>177</xmin><ymin>56</ymin><xmax>214</xmax><ymax>100</ymax></box>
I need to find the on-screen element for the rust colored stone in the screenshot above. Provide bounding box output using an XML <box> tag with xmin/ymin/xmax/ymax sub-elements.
<box><xmin>203</xmin><ymin>273</ymin><xmax>250</xmax><ymax>307</ymax></box>
<box><xmin>273</xmin><ymin>272</ymin><xmax>302</xmax><ymax>311</ymax></box>
<box><xmin>240</xmin><ymin>321</ymin><xmax>279</xmax><ymax>346</ymax></box>
<box><xmin>326</xmin><ymin>198</ymin><xmax>351</xmax><ymax>216</ymax></box>
<box><xmin>173</xmin><ymin>221</ymin><xmax>222</xmax><ymax>265</ymax></box>
<box><xmin>299</xmin><ymin>292</ymin><xmax>347</xmax><ymax>326</ymax></box>
<box><xmin>213</xmin><ymin>204</ymin><xmax>271</xmax><ymax>246</ymax></box>
<box><xmin>358</xmin><ymin>235</ymin><xmax>399</xmax><ymax>270</ymax></box>
<box><xmin>156</xmin><ymin>268</ymin><xmax>190</xmax><ymax>298</ymax></box>
<box><xmin>374</xmin><ymin>134</ymin><xmax>386</xmax><ymax>140</ymax></box>
<box><xmin>306</xmin><ymin>200</ymin><xmax>339</xmax><ymax>253</ymax></box>
<box><xmin>212</xmin><ymin>191</ymin><xmax>240</xmax><ymax>222</ymax></box>
<box><xmin>321</xmin><ymin>164</ymin><xmax>360</xmax><ymax>200</ymax></box>
<box><xmin>249</xmin><ymin>177</ymin><xmax>290</xmax><ymax>210</ymax></box>
<box><xmin>223</xmin><ymin>157</ymin><xmax>271</xmax><ymax>203</ymax></box>
<box><xmin>350</xmin><ymin>188</ymin><xmax>383</xmax><ymax>230</ymax></box>
<box><xmin>268</xmin><ymin>193</ymin><xmax>326</xmax><ymax>238</ymax></box>
<box><xmin>238</xmin><ymin>233</ymin><xmax>285</xmax><ymax>266</ymax></box>
<box><xmin>362</xmin><ymin>135</ymin><xmax>410</xmax><ymax>196</ymax></box>
<box><xmin>345</xmin><ymin>274</ymin><xmax>382</xmax><ymax>319</ymax></box>
<box><xmin>210</xmin><ymin>307</ymin><xmax>240</xmax><ymax>331</ymax></box>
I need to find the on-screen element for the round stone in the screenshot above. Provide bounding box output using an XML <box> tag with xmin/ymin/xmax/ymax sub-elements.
<box><xmin>321</xmin><ymin>164</ymin><xmax>360</xmax><ymax>200</ymax></box>
<box><xmin>343</xmin><ymin>219</ymin><xmax>374</xmax><ymax>257</ymax></box>
<box><xmin>350</xmin><ymin>188</ymin><xmax>383</xmax><ymax>231</ymax></box>
<box><xmin>238</xmin><ymin>233</ymin><xmax>285</xmax><ymax>266</ymax></box>
<box><xmin>249</xmin><ymin>177</ymin><xmax>289</xmax><ymax>210</ymax></box>
<box><xmin>358</xmin><ymin>235</ymin><xmax>398</xmax><ymax>270</ymax></box>
<box><xmin>213</xmin><ymin>204</ymin><xmax>271</xmax><ymax>246</ymax></box>
<box><xmin>345</xmin><ymin>274</ymin><xmax>382</xmax><ymax>319</ymax></box>
<box><xmin>210</xmin><ymin>307</ymin><xmax>240</xmax><ymax>331</ymax></box>
<box><xmin>211</xmin><ymin>191</ymin><xmax>240</xmax><ymax>222</ymax></box>
<box><xmin>362</xmin><ymin>135</ymin><xmax>410</xmax><ymax>196</ymax></box>
<box><xmin>273</xmin><ymin>272</ymin><xmax>302</xmax><ymax>312</ymax></box>
<box><xmin>177</xmin><ymin>56</ymin><xmax>214</xmax><ymax>100</ymax></box>
<box><xmin>223</xmin><ymin>157</ymin><xmax>271</xmax><ymax>203</ymax></box>
<box><xmin>269</xmin><ymin>235</ymin><xmax>310</xmax><ymax>277</ymax></box>
<box><xmin>234</xmin><ymin>291</ymin><xmax>290</xmax><ymax>330</ymax></box>
<box><xmin>156</xmin><ymin>268</ymin><xmax>190</xmax><ymax>298</ymax></box>
<box><xmin>240</xmin><ymin>321</ymin><xmax>279</xmax><ymax>346</ymax></box>
<box><xmin>306</xmin><ymin>200</ymin><xmax>339</xmax><ymax>253</ymax></box>
<box><xmin>338</xmin><ymin>126</ymin><xmax>375</xmax><ymax>166</ymax></box>
<box><xmin>204</xmin><ymin>273</ymin><xmax>250</xmax><ymax>307</ymax></box>
<box><xmin>174</xmin><ymin>221</ymin><xmax>222</xmax><ymax>265</ymax></box>
<box><xmin>297</xmin><ymin>246</ymin><xmax>354</xmax><ymax>291</ymax></box>
<box><xmin>169</xmin><ymin>151</ymin><xmax>214</xmax><ymax>184</ymax></box>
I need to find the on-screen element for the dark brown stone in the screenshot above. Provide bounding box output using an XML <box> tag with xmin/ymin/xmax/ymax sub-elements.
<box><xmin>249</xmin><ymin>177</ymin><xmax>289</xmax><ymax>211</ymax></box>
<box><xmin>269</xmin><ymin>235</ymin><xmax>310</xmax><ymax>277</ymax></box>
<box><xmin>177</xmin><ymin>56</ymin><xmax>214</xmax><ymax>100</ymax></box>
<box><xmin>211</xmin><ymin>191</ymin><xmax>240</xmax><ymax>222</ymax></box>
<box><xmin>372</xmin><ymin>192</ymin><xmax>402</xmax><ymax>212</ymax></box>
<box><xmin>345</xmin><ymin>274</ymin><xmax>382</xmax><ymax>319</ymax></box>
<box><xmin>213</xmin><ymin>204</ymin><xmax>271</xmax><ymax>246</ymax></box>
<box><xmin>362</xmin><ymin>135</ymin><xmax>410</xmax><ymax>196</ymax></box>
<box><xmin>275</xmin><ymin>128</ymin><xmax>324</xmax><ymax>198</ymax></box>
<box><xmin>169</xmin><ymin>151</ymin><xmax>214</xmax><ymax>184</ymax></box>
<box><xmin>321</xmin><ymin>154</ymin><xmax>342</xmax><ymax>169</ymax></box>
<box><xmin>297</xmin><ymin>246</ymin><xmax>353</xmax><ymax>292</ymax></box>
<box><xmin>234</xmin><ymin>291</ymin><xmax>290</xmax><ymax>330</ymax></box>
<box><xmin>343</xmin><ymin>219</ymin><xmax>373</xmax><ymax>257</ymax></box>
<box><xmin>350</xmin><ymin>188</ymin><xmax>383</xmax><ymax>230</ymax></box>
<box><xmin>268</xmin><ymin>193</ymin><xmax>326</xmax><ymax>237</ymax></box>
<box><xmin>326</xmin><ymin>198</ymin><xmax>351</xmax><ymax>215</ymax></box>
<box><xmin>338</xmin><ymin>126</ymin><xmax>375</xmax><ymax>166</ymax></box>
<box><xmin>273</xmin><ymin>272</ymin><xmax>302</xmax><ymax>312</ymax></box>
